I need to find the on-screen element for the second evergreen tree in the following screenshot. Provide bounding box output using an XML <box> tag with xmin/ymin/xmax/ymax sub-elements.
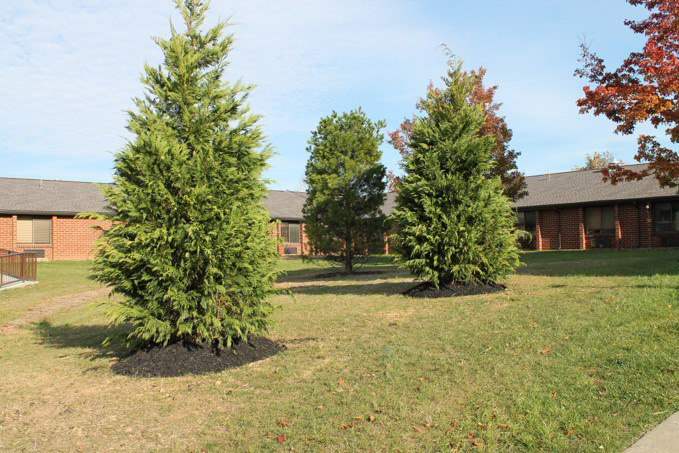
<box><xmin>392</xmin><ymin>60</ymin><xmax>520</xmax><ymax>290</ymax></box>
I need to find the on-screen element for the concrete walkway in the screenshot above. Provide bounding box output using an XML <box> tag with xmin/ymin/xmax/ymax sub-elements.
<box><xmin>626</xmin><ymin>412</ymin><xmax>679</xmax><ymax>452</ymax></box>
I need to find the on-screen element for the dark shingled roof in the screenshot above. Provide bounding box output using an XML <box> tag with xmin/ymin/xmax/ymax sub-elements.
<box><xmin>0</xmin><ymin>178</ymin><xmax>112</xmax><ymax>215</ymax></box>
<box><xmin>263</xmin><ymin>190</ymin><xmax>397</xmax><ymax>220</ymax></box>
<box><xmin>515</xmin><ymin>164</ymin><xmax>678</xmax><ymax>209</ymax></box>
<box><xmin>0</xmin><ymin>165</ymin><xmax>676</xmax><ymax>217</ymax></box>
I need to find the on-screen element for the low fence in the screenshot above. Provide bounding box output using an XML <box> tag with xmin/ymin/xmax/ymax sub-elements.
<box><xmin>0</xmin><ymin>248</ymin><xmax>37</xmax><ymax>289</ymax></box>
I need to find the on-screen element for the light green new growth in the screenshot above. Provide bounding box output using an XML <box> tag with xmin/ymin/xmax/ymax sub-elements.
<box><xmin>92</xmin><ymin>0</ymin><xmax>279</xmax><ymax>349</ymax></box>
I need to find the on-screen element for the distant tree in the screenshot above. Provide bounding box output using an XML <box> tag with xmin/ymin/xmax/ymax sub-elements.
<box><xmin>575</xmin><ymin>0</ymin><xmax>678</xmax><ymax>187</ymax></box>
<box><xmin>303</xmin><ymin>109</ymin><xmax>388</xmax><ymax>274</ymax></box>
<box><xmin>573</xmin><ymin>151</ymin><xmax>623</xmax><ymax>170</ymax></box>
<box><xmin>392</xmin><ymin>59</ymin><xmax>520</xmax><ymax>288</ymax></box>
<box><xmin>90</xmin><ymin>0</ymin><xmax>279</xmax><ymax>349</ymax></box>
<box><xmin>388</xmin><ymin>67</ymin><xmax>527</xmax><ymax>201</ymax></box>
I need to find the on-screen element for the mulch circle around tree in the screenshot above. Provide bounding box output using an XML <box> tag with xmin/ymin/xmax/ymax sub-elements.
<box><xmin>312</xmin><ymin>270</ymin><xmax>385</xmax><ymax>279</ymax></box>
<box><xmin>403</xmin><ymin>282</ymin><xmax>506</xmax><ymax>299</ymax></box>
<box><xmin>111</xmin><ymin>336</ymin><xmax>284</xmax><ymax>378</ymax></box>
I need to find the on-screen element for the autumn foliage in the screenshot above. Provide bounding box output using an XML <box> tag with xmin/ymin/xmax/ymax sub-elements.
<box><xmin>575</xmin><ymin>0</ymin><xmax>679</xmax><ymax>187</ymax></box>
<box><xmin>389</xmin><ymin>67</ymin><xmax>526</xmax><ymax>201</ymax></box>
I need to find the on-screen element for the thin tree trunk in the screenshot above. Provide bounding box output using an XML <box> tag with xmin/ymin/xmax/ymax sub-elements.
<box><xmin>345</xmin><ymin>237</ymin><xmax>353</xmax><ymax>274</ymax></box>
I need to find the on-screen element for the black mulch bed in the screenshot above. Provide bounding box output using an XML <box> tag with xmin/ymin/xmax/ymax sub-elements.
<box><xmin>403</xmin><ymin>282</ymin><xmax>506</xmax><ymax>299</ymax></box>
<box><xmin>312</xmin><ymin>270</ymin><xmax>385</xmax><ymax>279</ymax></box>
<box><xmin>111</xmin><ymin>336</ymin><xmax>284</xmax><ymax>378</ymax></box>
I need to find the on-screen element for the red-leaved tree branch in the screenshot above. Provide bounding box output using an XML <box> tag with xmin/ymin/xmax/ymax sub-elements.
<box><xmin>389</xmin><ymin>67</ymin><xmax>527</xmax><ymax>201</ymax></box>
<box><xmin>575</xmin><ymin>0</ymin><xmax>679</xmax><ymax>187</ymax></box>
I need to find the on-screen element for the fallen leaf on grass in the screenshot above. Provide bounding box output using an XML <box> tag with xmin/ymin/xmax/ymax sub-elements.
<box><xmin>421</xmin><ymin>422</ymin><xmax>432</xmax><ymax>428</ymax></box>
<box><xmin>277</xmin><ymin>434</ymin><xmax>285</xmax><ymax>444</ymax></box>
<box><xmin>413</xmin><ymin>426</ymin><xmax>424</xmax><ymax>434</ymax></box>
<box><xmin>498</xmin><ymin>424</ymin><xmax>508</xmax><ymax>429</ymax></box>
<box><xmin>451</xmin><ymin>419</ymin><xmax>460</xmax><ymax>427</ymax></box>
<box><xmin>540</xmin><ymin>346</ymin><xmax>552</xmax><ymax>355</ymax></box>
<box><xmin>368</xmin><ymin>415</ymin><xmax>376</xmax><ymax>423</ymax></box>
<box><xmin>567</xmin><ymin>429</ymin><xmax>574</xmax><ymax>436</ymax></box>
<box><xmin>278</xmin><ymin>421</ymin><xmax>288</xmax><ymax>427</ymax></box>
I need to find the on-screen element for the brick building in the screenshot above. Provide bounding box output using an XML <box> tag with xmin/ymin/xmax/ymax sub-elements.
<box><xmin>515</xmin><ymin>164</ymin><xmax>679</xmax><ymax>250</ymax></box>
<box><xmin>1</xmin><ymin>163</ymin><xmax>677</xmax><ymax>260</ymax></box>
<box><xmin>0</xmin><ymin>177</ymin><xmax>396</xmax><ymax>260</ymax></box>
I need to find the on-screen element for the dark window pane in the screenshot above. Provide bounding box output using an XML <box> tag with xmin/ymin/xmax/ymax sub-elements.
<box><xmin>601</xmin><ymin>206</ymin><xmax>615</xmax><ymax>233</ymax></box>
<box><xmin>585</xmin><ymin>207</ymin><xmax>601</xmax><ymax>233</ymax></box>
<box><xmin>586</xmin><ymin>206</ymin><xmax>615</xmax><ymax>234</ymax></box>
<box><xmin>281</xmin><ymin>222</ymin><xmax>300</xmax><ymax>243</ymax></box>
<box><xmin>524</xmin><ymin>211</ymin><xmax>536</xmax><ymax>230</ymax></box>
<box><xmin>516</xmin><ymin>211</ymin><xmax>536</xmax><ymax>231</ymax></box>
<box><xmin>655</xmin><ymin>203</ymin><xmax>673</xmax><ymax>232</ymax></box>
<box><xmin>289</xmin><ymin>223</ymin><xmax>300</xmax><ymax>243</ymax></box>
<box><xmin>516</xmin><ymin>211</ymin><xmax>525</xmax><ymax>227</ymax></box>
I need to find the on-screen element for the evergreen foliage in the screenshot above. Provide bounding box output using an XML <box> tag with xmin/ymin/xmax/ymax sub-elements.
<box><xmin>303</xmin><ymin>109</ymin><xmax>388</xmax><ymax>273</ymax></box>
<box><xmin>392</xmin><ymin>60</ymin><xmax>520</xmax><ymax>288</ymax></box>
<box><xmin>91</xmin><ymin>0</ymin><xmax>279</xmax><ymax>349</ymax></box>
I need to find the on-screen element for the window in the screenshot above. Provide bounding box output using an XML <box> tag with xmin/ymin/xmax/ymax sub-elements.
<box><xmin>17</xmin><ymin>216</ymin><xmax>51</xmax><ymax>244</ymax></box>
<box><xmin>516</xmin><ymin>211</ymin><xmax>536</xmax><ymax>231</ymax></box>
<box><xmin>654</xmin><ymin>202</ymin><xmax>679</xmax><ymax>232</ymax></box>
<box><xmin>585</xmin><ymin>206</ymin><xmax>615</xmax><ymax>235</ymax></box>
<box><xmin>281</xmin><ymin>222</ymin><xmax>301</xmax><ymax>243</ymax></box>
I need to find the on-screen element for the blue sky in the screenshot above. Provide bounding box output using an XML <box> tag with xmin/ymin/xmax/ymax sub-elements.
<box><xmin>0</xmin><ymin>0</ymin><xmax>651</xmax><ymax>189</ymax></box>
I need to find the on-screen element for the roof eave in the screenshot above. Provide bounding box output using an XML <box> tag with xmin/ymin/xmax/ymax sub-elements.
<box><xmin>515</xmin><ymin>194</ymin><xmax>679</xmax><ymax>211</ymax></box>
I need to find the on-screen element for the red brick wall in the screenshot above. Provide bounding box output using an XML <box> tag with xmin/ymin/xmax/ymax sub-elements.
<box><xmin>52</xmin><ymin>217</ymin><xmax>109</xmax><ymax>260</ymax></box>
<box><xmin>531</xmin><ymin>201</ymin><xmax>679</xmax><ymax>251</ymax></box>
<box><xmin>618</xmin><ymin>204</ymin><xmax>640</xmax><ymax>248</ymax></box>
<box><xmin>538</xmin><ymin>210</ymin><xmax>559</xmax><ymax>250</ymax></box>
<box><xmin>0</xmin><ymin>215</ymin><xmax>109</xmax><ymax>261</ymax></box>
<box><xmin>559</xmin><ymin>208</ymin><xmax>583</xmax><ymax>250</ymax></box>
<box><xmin>0</xmin><ymin>215</ymin><xmax>12</xmax><ymax>251</ymax></box>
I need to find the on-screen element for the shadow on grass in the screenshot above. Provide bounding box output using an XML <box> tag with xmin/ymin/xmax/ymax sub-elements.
<box><xmin>285</xmin><ymin>280</ymin><xmax>417</xmax><ymax>296</ymax></box>
<box><xmin>518</xmin><ymin>249</ymin><xmax>679</xmax><ymax>278</ymax></box>
<box><xmin>32</xmin><ymin>320</ymin><xmax>132</xmax><ymax>360</ymax></box>
<box><xmin>277</xmin><ymin>256</ymin><xmax>400</xmax><ymax>283</ymax></box>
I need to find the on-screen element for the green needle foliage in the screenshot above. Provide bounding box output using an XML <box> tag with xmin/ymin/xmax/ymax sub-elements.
<box><xmin>91</xmin><ymin>0</ymin><xmax>279</xmax><ymax>349</ymax></box>
<box><xmin>303</xmin><ymin>109</ymin><xmax>388</xmax><ymax>274</ymax></box>
<box><xmin>392</xmin><ymin>60</ymin><xmax>520</xmax><ymax>288</ymax></box>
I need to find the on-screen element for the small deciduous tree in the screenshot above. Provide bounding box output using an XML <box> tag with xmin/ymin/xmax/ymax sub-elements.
<box><xmin>388</xmin><ymin>67</ymin><xmax>526</xmax><ymax>201</ymax></box>
<box><xmin>392</xmin><ymin>60</ymin><xmax>520</xmax><ymax>288</ymax></box>
<box><xmin>90</xmin><ymin>0</ymin><xmax>279</xmax><ymax>349</ymax></box>
<box><xmin>575</xmin><ymin>0</ymin><xmax>678</xmax><ymax>187</ymax></box>
<box><xmin>573</xmin><ymin>151</ymin><xmax>623</xmax><ymax>170</ymax></box>
<box><xmin>303</xmin><ymin>109</ymin><xmax>388</xmax><ymax>274</ymax></box>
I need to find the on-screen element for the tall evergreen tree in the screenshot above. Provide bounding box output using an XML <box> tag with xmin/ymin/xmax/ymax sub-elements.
<box><xmin>392</xmin><ymin>60</ymin><xmax>520</xmax><ymax>288</ymax></box>
<box><xmin>91</xmin><ymin>0</ymin><xmax>279</xmax><ymax>349</ymax></box>
<box><xmin>303</xmin><ymin>109</ymin><xmax>388</xmax><ymax>274</ymax></box>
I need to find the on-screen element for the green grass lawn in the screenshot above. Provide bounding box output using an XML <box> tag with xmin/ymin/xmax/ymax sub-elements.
<box><xmin>1</xmin><ymin>250</ymin><xmax>678</xmax><ymax>451</ymax></box>
<box><xmin>0</xmin><ymin>261</ymin><xmax>98</xmax><ymax>325</ymax></box>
